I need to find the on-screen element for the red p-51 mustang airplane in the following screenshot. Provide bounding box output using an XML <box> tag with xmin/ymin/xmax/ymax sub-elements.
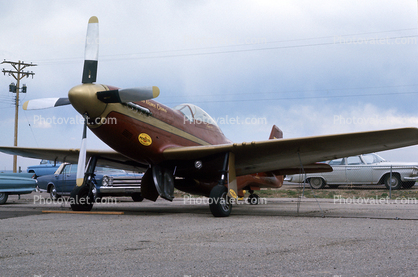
<box><xmin>1</xmin><ymin>17</ymin><xmax>418</xmax><ymax>216</ymax></box>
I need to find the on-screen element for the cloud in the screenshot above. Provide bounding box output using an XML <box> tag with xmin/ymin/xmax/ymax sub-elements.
<box><xmin>1</xmin><ymin>0</ymin><xmax>418</xmax><ymax>169</ymax></box>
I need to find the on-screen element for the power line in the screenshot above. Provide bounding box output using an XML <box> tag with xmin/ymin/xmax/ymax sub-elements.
<box><xmin>33</xmin><ymin>29</ymin><xmax>418</xmax><ymax>65</ymax></box>
<box><xmin>162</xmin><ymin>84</ymin><xmax>418</xmax><ymax>99</ymax></box>
<box><xmin>1</xmin><ymin>60</ymin><xmax>37</xmax><ymax>173</ymax></box>
<box><xmin>163</xmin><ymin>90</ymin><xmax>418</xmax><ymax>105</ymax></box>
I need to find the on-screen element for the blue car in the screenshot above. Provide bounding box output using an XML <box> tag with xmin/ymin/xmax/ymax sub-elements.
<box><xmin>27</xmin><ymin>160</ymin><xmax>61</xmax><ymax>178</ymax></box>
<box><xmin>36</xmin><ymin>163</ymin><xmax>143</xmax><ymax>201</ymax></box>
<box><xmin>0</xmin><ymin>173</ymin><xmax>37</xmax><ymax>204</ymax></box>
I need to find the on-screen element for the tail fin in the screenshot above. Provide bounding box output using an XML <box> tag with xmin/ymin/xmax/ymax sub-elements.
<box><xmin>269</xmin><ymin>125</ymin><xmax>283</xmax><ymax>139</ymax></box>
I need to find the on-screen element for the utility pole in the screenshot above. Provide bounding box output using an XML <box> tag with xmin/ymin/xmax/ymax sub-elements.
<box><xmin>2</xmin><ymin>60</ymin><xmax>37</xmax><ymax>173</ymax></box>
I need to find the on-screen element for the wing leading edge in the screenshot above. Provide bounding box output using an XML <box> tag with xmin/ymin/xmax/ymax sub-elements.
<box><xmin>163</xmin><ymin>127</ymin><xmax>418</xmax><ymax>176</ymax></box>
<box><xmin>0</xmin><ymin>146</ymin><xmax>148</xmax><ymax>171</ymax></box>
<box><xmin>2</xmin><ymin>127</ymin><xmax>418</xmax><ymax>176</ymax></box>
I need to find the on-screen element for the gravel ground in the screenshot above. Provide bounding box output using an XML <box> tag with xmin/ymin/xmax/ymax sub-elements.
<box><xmin>1</xmin><ymin>192</ymin><xmax>418</xmax><ymax>277</ymax></box>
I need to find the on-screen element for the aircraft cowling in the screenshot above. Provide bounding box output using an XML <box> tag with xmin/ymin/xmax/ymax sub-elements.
<box><xmin>68</xmin><ymin>84</ymin><xmax>107</xmax><ymax>118</ymax></box>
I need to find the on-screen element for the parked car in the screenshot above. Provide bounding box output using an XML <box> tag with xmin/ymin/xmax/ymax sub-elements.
<box><xmin>285</xmin><ymin>153</ymin><xmax>418</xmax><ymax>190</ymax></box>
<box><xmin>27</xmin><ymin>160</ymin><xmax>61</xmax><ymax>178</ymax></box>
<box><xmin>36</xmin><ymin>163</ymin><xmax>143</xmax><ymax>201</ymax></box>
<box><xmin>0</xmin><ymin>173</ymin><xmax>37</xmax><ymax>204</ymax></box>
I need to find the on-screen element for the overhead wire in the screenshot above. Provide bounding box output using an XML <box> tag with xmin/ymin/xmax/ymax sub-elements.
<box><xmin>33</xmin><ymin>28</ymin><xmax>418</xmax><ymax>65</ymax></box>
<box><xmin>163</xmin><ymin>90</ymin><xmax>418</xmax><ymax>105</ymax></box>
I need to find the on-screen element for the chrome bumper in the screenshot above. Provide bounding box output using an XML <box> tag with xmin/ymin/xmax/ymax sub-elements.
<box><xmin>403</xmin><ymin>176</ymin><xmax>418</xmax><ymax>181</ymax></box>
<box><xmin>99</xmin><ymin>186</ymin><xmax>141</xmax><ymax>194</ymax></box>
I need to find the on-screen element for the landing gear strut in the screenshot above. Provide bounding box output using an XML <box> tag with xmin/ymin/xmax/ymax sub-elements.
<box><xmin>209</xmin><ymin>153</ymin><xmax>232</xmax><ymax>217</ymax></box>
<box><xmin>70</xmin><ymin>156</ymin><xmax>97</xmax><ymax>211</ymax></box>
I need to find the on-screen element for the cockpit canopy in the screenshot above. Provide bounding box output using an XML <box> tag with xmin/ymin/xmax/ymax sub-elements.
<box><xmin>174</xmin><ymin>103</ymin><xmax>219</xmax><ymax>128</ymax></box>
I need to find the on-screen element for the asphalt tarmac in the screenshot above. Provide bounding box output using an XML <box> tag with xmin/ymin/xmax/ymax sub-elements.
<box><xmin>1</xmin><ymin>191</ymin><xmax>418</xmax><ymax>277</ymax></box>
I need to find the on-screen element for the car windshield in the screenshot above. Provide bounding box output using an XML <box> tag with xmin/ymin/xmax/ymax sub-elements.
<box><xmin>61</xmin><ymin>164</ymin><xmax>126</xmax><ymax>174</ymax></box>
<box><xmin>328</xmin><ymin>158</ymin><xmax>344</xmax><ymax>165</ymax></box>
<box><xmin>95</xmin><ymin>167</ymin><xmax>125</xmax><ymax>174</ymax></box>
<box><xmin>362</xmin><ymin>153</ymin><xmax>386</xmax><ymax>164</ymax></box>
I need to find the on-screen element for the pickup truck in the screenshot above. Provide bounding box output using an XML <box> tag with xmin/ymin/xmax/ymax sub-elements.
<box><xmin>27</xmin><ymin>160</ymin><xmax>61</xmax><ymax>178</ymax></box>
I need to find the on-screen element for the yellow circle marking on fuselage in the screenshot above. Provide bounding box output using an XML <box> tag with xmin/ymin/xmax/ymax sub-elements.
<box><xmin>138</xmin><ymin>133</ymin><xmax>152</xmax><ymax>146</ymax></box>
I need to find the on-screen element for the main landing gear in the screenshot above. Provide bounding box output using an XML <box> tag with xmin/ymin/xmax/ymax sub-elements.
<box><xmin>209</xmin><ymin>153</ymin><xmax>233</xmax><ymax>217</ymax></box>
<box><xmin>209</xmin><ymin>185</ymin><xmax>232</xmax><ymax>217</ymax></box>
<box><xmin>70</xmin><ymin>156</ymin><xmax>97</xmax><ymax>211</ymax></box>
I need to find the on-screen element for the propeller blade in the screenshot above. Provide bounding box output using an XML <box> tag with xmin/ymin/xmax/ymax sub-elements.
<box><xmin>82</xmin><ymin>16</ymin><xmax>99</xmax><ymax>84</ymax></box>
<box><xmin>76</xmin><ymin>117</ymin><xmax>88</xmax><ymax>187</ymax></box>
<box><xmin>96</xmin><ymin>86</ymin><xmax>160</xmax><ymax>103</ymax></box>
<box><xmin>22</xmin><ymin>98</ymin><xmax>71</xmax><ymax>110</ymax></box>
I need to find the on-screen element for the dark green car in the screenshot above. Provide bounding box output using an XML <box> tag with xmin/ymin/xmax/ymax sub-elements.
<box><xmin>0</xmin><ymin>173</ymin><xmax>37</xmax><ymax>204</ymax></box>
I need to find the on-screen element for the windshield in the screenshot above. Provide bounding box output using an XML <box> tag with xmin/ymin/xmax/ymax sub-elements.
<box><xmin>362</xmin><ymin>153</ymin><xmax>386</xmax><ymax>164</ymax></box>
<box><xmin>95</xmin><ymin>167</ymin><xmax>125</xmax><ymax>174</ymax></box>
<box><xmin>174</xmin><ymin>103</ymin><xmax>219</xmax><ymax>127</ymax></box>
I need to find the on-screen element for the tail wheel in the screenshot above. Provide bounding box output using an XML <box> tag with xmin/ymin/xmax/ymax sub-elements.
<box><xmin>384</xmin><ymin>174</ymin><xmax>402</xmax><ymax>190</ymax></box>
<box><xmin>209</xmin><ymin>185</ymin><xmax>232</xmax><ymax>217</ymax></box>
<box><xmin>248</xmin><ymin>194</ymin><xmax>260</xmax><ymax>205</ymax></box>
<box><xmin>309</xmin><ymin>177</ymin><xmax>325</xmax><ymax>189</ymax></box>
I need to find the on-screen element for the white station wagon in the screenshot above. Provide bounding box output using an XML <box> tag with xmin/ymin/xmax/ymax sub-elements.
<box><xmin>285</xmin><ymin>153</ymin><xmax>418</xmax><ymax>190</ymax></box>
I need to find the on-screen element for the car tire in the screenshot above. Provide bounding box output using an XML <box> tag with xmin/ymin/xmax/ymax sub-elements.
<box><xmin>384</xmin><ymin>174</ymin><xmax>402</xmax><ymax>190</ymax></box>
<box><xmin>309</xmin><ymin>177</ymin><xmax>325</xmax><ymax>189</ymax></box>
<box><xmin>0</xmin><ymin>192</ymin><xmax>8</xmax><ymax>205</ymax></box>
<box><xmin>49</xmin><ymin>184</ymin><xmax>60</xmax><ymax>200</ymax></box>
<box><xmin>132</xmin><ymin>193</ymin><xmax>144</xmax><ymax>202</ymax></box>
<box><xmin>402</xmin><ymin>181</ymin><xmax>415</xmax><ymax>189</ymax></box>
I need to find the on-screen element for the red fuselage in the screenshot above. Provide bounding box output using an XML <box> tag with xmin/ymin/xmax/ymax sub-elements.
<box><xmin>68</xmin><ymin>84</ymin><xmax>283</xmax><ymax>196</ymax></box>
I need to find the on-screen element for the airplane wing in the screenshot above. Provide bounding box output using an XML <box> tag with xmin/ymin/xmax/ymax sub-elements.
<box><xmin>0</xmin><ymin>146</ymin><xmax>148</xmax><ymax>171</ymax></box>
<box><xmin>2</xmin><ymin>127</ymin><xmax>418</xmax><ymax>176</ymax></box>
<box><xmin>163</xmin><ymin>127</ymin><xmax>418</xmax><ymax>176</ymax></box>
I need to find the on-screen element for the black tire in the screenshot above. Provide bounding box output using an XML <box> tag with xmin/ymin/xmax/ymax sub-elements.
<box><xmin>328</xmin><ymin>185</ymin><xmax>339</xmax><ymax>189</ymax></box>
<box><xmin>70</xmin><ymin>184</ymin><xmax>94</xmax><ymax>211</ymax></box>
<box><xmin>384</xmin><ymin>174</ymin><xmax>402</xmax><ymax>190</ymax></box>
<box><xmin>0</xmin><ymin>192</ymin><xmax>8</xmax><ymax>205</ymax></box>
<box><xmin>132</xmin><ymin>193</ymin><xmax>144</xmax><ymax>202</ymax></box>
<box><xmin>49</xmin><ymin>184</ymin><xmax>60</xmax><ymax>200</ymax></box>
<box><xmin>248</xmin><ymin>194</ymin><xmax>260</xmax><ymax>205</ymax></box>
<box><xmin>309</xmin><ymin>177</ymin><xmax>325</xmax><ymax>189</ymax></box>
<box><xmin>91</xmin><ymin>184</ymin><xmax>99</xmax><ymax>201</ymax></box>
<box><xmin>402</xmin><ymin>181</ymin><xmax>415</xmax><ymax>189</ymax></box>
<box><xmin>209</xmin><ymin>185</ymin><xmax>232</xmax><ymax>217</ymax></box>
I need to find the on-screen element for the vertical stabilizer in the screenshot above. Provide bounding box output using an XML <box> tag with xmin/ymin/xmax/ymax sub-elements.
<box><xmin>269</xmin><ymin>125</ymin><xmax>283</xmax><ymax>139</ymax></box>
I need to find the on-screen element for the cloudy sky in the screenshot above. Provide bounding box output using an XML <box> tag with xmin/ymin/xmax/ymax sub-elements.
<box><xmin>1</xmin><ymin>0</ymin><xmax>418</xmax><ymax>171</ymax></box>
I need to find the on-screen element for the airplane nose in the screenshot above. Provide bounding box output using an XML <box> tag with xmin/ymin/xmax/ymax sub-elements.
<box><xmin>68</xmin><ymin>84</ymin><xmax>107</xmax><ymax>118</ymax></box>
